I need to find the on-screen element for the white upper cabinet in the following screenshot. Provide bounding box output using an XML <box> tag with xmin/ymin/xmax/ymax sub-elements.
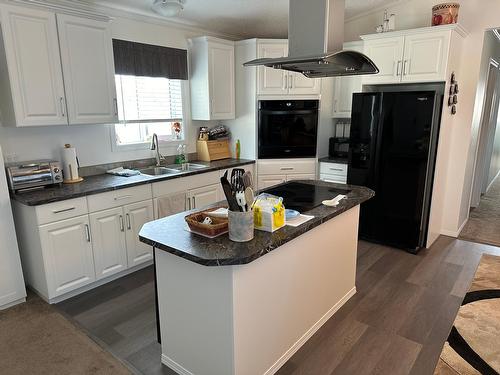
<box><xmin>57</xmin><ymin>14</ymin><xmax>118</xmax><ymax>125</ymax></box>
<box><xmin>361</xmin><ymin>25</ymin><xmax>462</xmax><ymax>85</ymax></box>
<box><xmin>190</xmin><ymin>36</ymin><xmax>235</xmax><ymax>120</ymax></box>
<box><xmin>362</xmin><ymin>36</ymin><xmax>405</xmax><ymax>85</ymax></box>
<box><xmin>0</xmin><ymin>4</ymin><xmax>117</xmax><ymax>127</ymax></box>
<box><xmin>401</xmin><ymin>31</ymin><xmax>450</xmax><ymax>83</ymax></box>
<box><xmin>257</xmin><ymin>41</ymin><xmax>288</xmax><ymax>95</ymax></box>
<box><xmin>332</xmin><ymin>42</ymin><xmax>364</xmax><ymax>118</ymax></box>
<box><xmin>0</xmin><ymin>5</ymin><xmax>67</xmax><ymax>127</ymax></box>
<box><xmin>257</xmin><ymin>40</ymin><xmax>320</xmax><ymax>96</ymax></box>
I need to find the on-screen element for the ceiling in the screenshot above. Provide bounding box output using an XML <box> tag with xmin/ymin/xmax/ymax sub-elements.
<box><xmin>90</xmin><ymin>0</ymin><xmax>402</xmax><ymax>38</ymax></box>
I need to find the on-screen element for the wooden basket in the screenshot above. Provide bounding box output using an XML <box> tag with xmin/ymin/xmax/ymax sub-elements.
<box><xmin>196</xmin><ymin>140</ymin><xmax>231</xmax><ymax>161</ymax></box>
<box><xmin>185</xmin><ymin>207</ymin><xmax>229</xmax><ymax>237</ymax></box>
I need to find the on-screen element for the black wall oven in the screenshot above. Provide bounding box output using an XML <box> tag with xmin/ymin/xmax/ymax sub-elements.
<box><xmin>258</xmin><ymin>100</ymin><xmax>319</xmax><ymax>159</ymax></box>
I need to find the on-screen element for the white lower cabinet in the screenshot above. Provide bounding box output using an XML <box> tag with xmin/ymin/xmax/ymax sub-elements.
<box><xmin>286</xmin><ymin>174</ymin><xmax>315</xmax><ymax>182</ymax></box>
<box><xmin>319</xmin><ymin>162</ymin><xmax>348</xmax><ymax>184</ymax></box>
<box><xmin>258</xmin><ymin>175</ymin><xmax>287</xmax><ymax>189</ymax></box>
<box><xmin>188</xmin><ymin>184</ymin><xmax>220</xmax><ymax>210</ymax></box>
<box><xmin>89</xmin><ymin>207</ymin><xmax>128</xmax><ymax>280</ymax></box>
<box><xmin>125</xmin><ymin>200</ymin><xmax>154</xmax><ymax>267</ymax></box>
<box><xmin>39</xmin><ymin>215</ymin><xmax>95</xmax><ymax>298</ymax></box>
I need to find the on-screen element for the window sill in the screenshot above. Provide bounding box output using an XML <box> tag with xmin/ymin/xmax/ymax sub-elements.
<box><xmin>111</xmin><ymin>139</ymin><xmax>186</xmax><ymax>153</ymax></box>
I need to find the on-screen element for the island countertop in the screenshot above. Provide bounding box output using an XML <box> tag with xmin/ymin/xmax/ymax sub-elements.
<box><xmin>139</xmin><ymin>180</ymin><xmax>374</xmax><ymax>266</ymax></box>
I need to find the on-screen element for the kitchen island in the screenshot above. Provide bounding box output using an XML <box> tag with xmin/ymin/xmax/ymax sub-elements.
<box><xmin>139</xmin><ymin>180</ymin><xmax>373</xmax><ymax>375</ymax></box>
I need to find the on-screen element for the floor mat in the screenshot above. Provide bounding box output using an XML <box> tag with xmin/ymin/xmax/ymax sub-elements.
<box><xmin>0</xmin><ymin>293</ymin><xmax>132</xmax><ymax>375</ymax></box>
<box><xmin>434</xmin><ymin>254</ymin><xmax>500</xmax><ymax>375</ymax></box>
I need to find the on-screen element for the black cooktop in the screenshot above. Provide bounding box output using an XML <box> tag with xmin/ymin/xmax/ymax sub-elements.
<box><xmin>262</xmin><ymin>182</ymin><xmax>351</xmax><ymax>212</ymax></box>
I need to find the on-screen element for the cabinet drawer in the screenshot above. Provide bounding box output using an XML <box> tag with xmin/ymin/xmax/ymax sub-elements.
<box><xmin>152</xmin><ymin>171</ymin><xmax>219</xmax><ymax>198</ymax></box>
<box><xmin>36</xmin><ymin>197</ymin><xmax>88</xmax><ymax>225</ymax></box>
<box><xmin>258</xmin><ymin>159</ymin><xmax>316</xmax><ymax>175</ymax></box>
<box><xmin>320</xmin><ymin>162</ymin><xmax>348</xmax><ymax>176</ymax></box>
<box><xmin>320</xmin><ymin>174</ymin><xmax>347</xmax><ymax>184</ymax></box>
<box><xmin>87</xmin><ymin>185</ymin><xmax>152</xmax><ymax>212</ymax></box>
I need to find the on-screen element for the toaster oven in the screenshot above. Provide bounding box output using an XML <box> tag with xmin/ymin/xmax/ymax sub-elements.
<box><xmin>6</xmin><ymin>160</ymin><xmax>63</xmax><ymax>192</ymax></box>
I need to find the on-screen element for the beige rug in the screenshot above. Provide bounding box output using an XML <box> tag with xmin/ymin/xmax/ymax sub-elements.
<box><xmin>434</xmin><ymin>254</ymin><xmax>500</xmax><ymax>375</ymax></box>
<box><xmin>460</xmin><ymin>176</ymin><xmax>500</xmax><ymax>247</ymax></box>
<box><xmin>0</xmin><ymin>293</ymin><xmax>132</xmax><ymax>375</ymax></box>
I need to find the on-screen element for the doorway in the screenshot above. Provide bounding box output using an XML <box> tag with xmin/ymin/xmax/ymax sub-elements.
<box><xmin>462</xmin><ymin>30</ymin><xmax>500</xmax><ymax>246</ymax></box>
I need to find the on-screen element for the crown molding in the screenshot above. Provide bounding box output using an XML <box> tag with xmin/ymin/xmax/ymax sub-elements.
<box><xmin>5</xmin><ymin>0</ymin><xmax>111</xmax><ymax>21</ymax></box>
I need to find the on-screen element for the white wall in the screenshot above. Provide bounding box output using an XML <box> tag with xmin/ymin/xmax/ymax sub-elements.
<box><xmin>0</xmin><ymin>8</ymin><xmax>224</xmax><ymax>166</ymax></box>
<box><xmin>345</xmin><ymin>0</ymin><xmax>500</xmax><ymax>236</ymax></box>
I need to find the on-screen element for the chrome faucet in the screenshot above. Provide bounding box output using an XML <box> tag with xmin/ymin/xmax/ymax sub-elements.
<box><xmin>150</xmin><ymin>133</ymin><xmax>164</xmax><ymax>167</ymax></box>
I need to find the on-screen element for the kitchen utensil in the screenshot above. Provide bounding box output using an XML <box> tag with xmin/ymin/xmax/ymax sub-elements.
<box><xmin>235</xmin><ymin>190</ymin><xmax>246</xmax><ymax>212</ymax></box>
<box><xmin>243</xmin><ymin>171</ymin><xmax>253</xmax><ymax>189</ymax></box>
<box><xmin>220</xmin><ymin>176</ymin><xmax>239</xmax><ymax>211</ymax></box>
<box><xmin>322</xmin><ymin>194</ymin><xmax>347</xmax><ymax>207</ymax></box>
<box><xmin>244</xmin><ymin>187</ymin><xmax>254</xmax><ymax>211</ymax></box>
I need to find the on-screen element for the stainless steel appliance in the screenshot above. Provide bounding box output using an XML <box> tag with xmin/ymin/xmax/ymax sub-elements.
<box><xmin>244</xmin><ymin>0</ymin><xmax>378</xmax><ymax>78</ymax></box>
<box><xmin>348</xmin><ymin>84</ymin><xmax>444</xmax><ymax>252</ymax></box>
<box><xmin>258</xmin><ymin>100</ymin><xmax>319</xmax><ymax>159</ymax></box>
<box><xmin>6</xmin><ymin>160</ymin><xmax>63</xmax><ymax>192</ymax></box>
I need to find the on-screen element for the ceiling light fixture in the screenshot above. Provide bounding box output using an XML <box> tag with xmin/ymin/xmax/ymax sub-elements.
<box><xmin>151</xmin><ymin>0</ymin><xmax>185</xmax><ymax>17</ymax></box>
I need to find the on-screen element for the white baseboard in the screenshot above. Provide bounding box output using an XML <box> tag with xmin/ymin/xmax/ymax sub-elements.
<box><xmin>264</xmin><ymin>287</ymin><xmax>357</xmax><ymax>375</ymax></box>
<box><xmin>441</xmin><ymin>219</ymin><xmax>468</xmax><ymax>238</ymax></box>
<box><xmin>0</xmin><ymin>297</ymin><xmax>26</xmax><ymax>310</ymax></box>
<box><xmin>161</xmin><ymin>354</ymin><xmax>194</xmax><ymax>375</ymax></box>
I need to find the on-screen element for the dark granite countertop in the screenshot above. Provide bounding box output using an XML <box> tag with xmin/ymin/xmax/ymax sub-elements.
<box><xmin>318</xmin><ymin>156</ymin><xmax>349</xmax><ymax>164</ymax></box>
<box><xmin>139</xmin><ymin>180</ymin><xmax>374</xmax><ymax>267</ymax></box>
<box><xmin>11</xmin><ymin>159</ymin><xmax>255</xmax><ymax>206</ymax></box>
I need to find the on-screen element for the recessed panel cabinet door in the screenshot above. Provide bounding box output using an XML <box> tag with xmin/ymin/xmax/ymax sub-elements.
<box><xmin>257</xmin><ymin>42</ymin><xmax>288</xmax><ymax>95</ymax></box>
<box><xmin>363</xmin><ymin>36</ymin><xmax>404</xmax><ymax>84</ymax></box>
<box><xmin>209</xmin><ymin>42</ymin><xmax>235</xmax><ymax>119</ymax></box>
<box><xmin>0</xmin><ymin>5</ymin><xmax>67</xmax><ymax>126</ymax></box>
<box><xmin>39</xmin><ymin>216</ymin><xmax>95</xmax><ymax>298</ymax></box>
<box><xmin>258</xmin><ymin>175</ymin><xmax>287</xmax><ymax>190</ymax></box>
<box><xmin>289</xmin><ymin>73</ymin><xmax>321</xmax><ymax>95</ymax></box>
<box><xmin>124</xmin><ymin>200</ymin><xmax>154</xmax><ymax>267</ymax></box>
<box><xmin>188</xmin><ymin>184</ymin><xmax>219</xmax><ymax>210</ymax></box>
<box><xmin>56</xmin><ymin>14</ymin><xmax>118</xmax><ymax>125</ymax></box>
<box><xmin>402</xmin><ymin>31</ymin><xmax>450</xmax><ymax>83</ymax></box>
<box><xmin>90</xmin><ymin>208</ymin><xmax>128</xmax><ymax>280</ymax></box>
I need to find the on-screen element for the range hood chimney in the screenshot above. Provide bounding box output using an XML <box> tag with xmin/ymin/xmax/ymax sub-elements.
<box><xmin>244</xmin><ymin>0</ymin><xmax>379</xmax><ymax>78</ymax></box>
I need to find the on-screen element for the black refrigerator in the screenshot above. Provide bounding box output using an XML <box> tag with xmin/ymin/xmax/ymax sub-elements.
<box><xmin>347</xmin><ymin>89</ymin><xmax>443</xmax><ymax>253</ymax></box>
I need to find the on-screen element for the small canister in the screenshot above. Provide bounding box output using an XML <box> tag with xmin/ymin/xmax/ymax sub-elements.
<box><xmin>228</xmin><ymin>210</ymin><xmax>254</xmax><ymax>242</ymax></box>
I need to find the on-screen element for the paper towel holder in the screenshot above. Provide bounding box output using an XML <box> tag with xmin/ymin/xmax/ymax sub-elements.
<box><xmin>62</xmin><ymin>144</ymin><xmax>84</xmax><ymax>184</ymax></box>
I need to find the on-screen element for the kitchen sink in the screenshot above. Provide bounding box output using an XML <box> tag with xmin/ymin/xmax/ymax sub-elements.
<box><xmin>166</xmin><ymin>163</ymin><xmax>209</xmax><ymax>172</ymax></box>
<box><xmin>139</xmin><ymin>167</ymin><xmax>182</xmax><ymax>176</ymax></box>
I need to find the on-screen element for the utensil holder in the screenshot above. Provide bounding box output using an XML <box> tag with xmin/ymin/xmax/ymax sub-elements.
<box><xmin>228</xmin><ymin>210</ymin><xmax>254</xmax><ymax>242</ymax></box>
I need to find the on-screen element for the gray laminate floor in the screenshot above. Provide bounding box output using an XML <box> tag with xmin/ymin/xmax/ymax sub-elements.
<box><xmin>56</xmin><ymin>237</ymin><xmax>500</xmax><ymax>375</ymax></box>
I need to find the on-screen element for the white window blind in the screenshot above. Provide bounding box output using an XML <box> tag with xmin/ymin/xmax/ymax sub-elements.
<box><xmin>114</xmin><ymin>74</ymin><xmax>184</xmax><ymax>146</ymax></box>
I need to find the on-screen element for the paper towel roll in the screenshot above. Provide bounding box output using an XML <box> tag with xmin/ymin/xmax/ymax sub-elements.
<box><xmin>61</xmin><ymin>145</ymin><xmax>79</xmax><ymax>181</ymax></box>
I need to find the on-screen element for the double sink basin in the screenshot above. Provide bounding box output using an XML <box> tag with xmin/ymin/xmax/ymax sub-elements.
<box><xmin>139</xmin><ymin>163</ymin><xmax>209</xmax><ymax>177</ymax></box>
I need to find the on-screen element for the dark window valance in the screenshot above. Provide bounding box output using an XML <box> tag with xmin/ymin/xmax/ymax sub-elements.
<box><xmin>112</xmin><ymin>39</ymin><xmax>188</xmax><ymax>80</ymax></box>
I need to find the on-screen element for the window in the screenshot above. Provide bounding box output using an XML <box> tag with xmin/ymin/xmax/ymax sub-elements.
<box><xmin>113</xmin><ymin>74</ymin><xmax>184</xmax><ymax>147</ymax></box>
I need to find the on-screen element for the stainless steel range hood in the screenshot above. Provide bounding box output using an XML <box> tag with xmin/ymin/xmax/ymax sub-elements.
<box><xmin>244</xmin><ymin>0</ymin><xmax>379</xmax><ymax>78</ymax></box>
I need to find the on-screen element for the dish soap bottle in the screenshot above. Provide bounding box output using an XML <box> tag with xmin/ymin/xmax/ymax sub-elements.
<box><xmin>235</xmin><ymin>139</ymin><xmax>241</xmax><ymax>159</ymax></box>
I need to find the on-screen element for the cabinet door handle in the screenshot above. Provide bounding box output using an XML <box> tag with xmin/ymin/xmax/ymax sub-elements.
<box><xmin>187</xmin><ymin>196</ymin><xmax>191</xmax><ymax>210</ymax></box>
<box><xmin>289</xmin><ymin>74</ymin><xmax>293</xmax><ymax>89</ymax></box>
<box><xmin>126</xmin><ymin>213</ymin><xmax>131</xmax><ymax>230</ymax></box>
<box><xmin>192</xmin><ymin>197</ymin><xmax>196</xmax><ymax>209</ymax></box>
<box><xmin>330</xmin><ymin>168</ymin><xmax>344</xmax><ymax>172</ymax></box>
<box><xmin>84</xmin><ymin>224</ymin><xmax>91</xmax><ymax>242</ymax></box>
<box><xmin>60</xmin><ymin>97</ymin><xmax>65</xmax><ymax>117</ymax></box>
<box><xmin>113</xmin><ymin>98</ymin><xmax>118</xmax><ymax>116</ymax></box>
<box><xmin>396</xmin><ymin>60</ymin><xmax>402</xmax><ymax>77</ymax></box>
<box><xmin>283</xmin><ymin>73</ymin><xmax>288</xmax><ymax>89</ymax></box>
<box><xmin>403</xmin><ymin>60</ymin><xmax>408</xmax><ymax>76</ymax></box>
<box><xmin>114</xmin><ymin>195</ymin><xmax>133</xmax><ymax>201</ymax></box>
<box><xmin>280</xmin><ymin>167</ymin><xmax>294</xmax><ymax>171</ymax></box>
<box><xmin>52</xmin><ymin>207</ymin><xmax>75</xmax><ymax>214</ymax></box>
<box><xmin>119</xmin><ymin>215</ymin><xmax>124</xmax><ymax>232</ymax></box>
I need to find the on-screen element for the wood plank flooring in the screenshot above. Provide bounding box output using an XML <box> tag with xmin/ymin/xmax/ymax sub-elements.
<box><xmin>56</xmin><ymin>237</ymin><xmax>500</xmax><ymax>375</ymax></box>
